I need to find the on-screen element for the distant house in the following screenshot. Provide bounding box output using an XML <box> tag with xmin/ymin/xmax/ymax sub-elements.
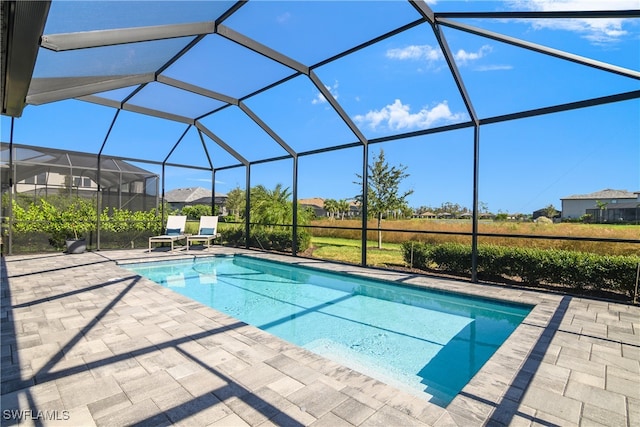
<box><xmin>561</xmin><ymin>189</ymin><xmax>639</xmax><ymax>222</ymax></box>
<box><xmin>165</xmin><ymin>187</ymin><xmax>227</xmax><ymax>213</ymax></box>
<box><xmin>298</xmin><ymin>197</ymin><xmax>361</xmax><ymax>219</ymax></box>
<box><xmin>415</xmin><ymin>211</ymin><xmax>436</xmax><ymax>219</ymax></box>
<box><xmin>299</xmin><ymin>198</ymin><xmax>327</xmax><ymax>217</ymax></box>
<box><xmin>532</xmin><ymin>207</ymin><xmax>560</xmax><ymax>220</ymax></box>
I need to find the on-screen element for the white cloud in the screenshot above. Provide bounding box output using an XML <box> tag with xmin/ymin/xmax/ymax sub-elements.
<box><xmin>353</xmin><ymin>99</ymin><xmax>466</xmax><ymax>131</ymax></box>
<box><xmin>312</xmin><ymin>81</ymin><xmax>339</xmax><ymax>105</ymax></box>
<box><xmin>386</xmin><ymin>44</ymin><xmax>443</xmax><ymax>65</ymax></box>
<box><xmin>509</xmin><ymin>0</ymin><xmax>636</xmax><ymax>43</ymax></box>
<box><xmin>386</xmin><ymin>44</ymin><xmax>499</xmax><ymax>68</ymax></box>
<box><xmin>474</xmin><ymin>64</ymin><xmax>514</xmax><ymax>71</ymax></box>
<box><xmin>276</xmin><ymin>12</ymin><xmax>291</xmax><ymax>24</ymax></box>
<box><xmin>454</xmin><ymin>45</ymin><xmax>493</xmax><ymax>65</ymax></box>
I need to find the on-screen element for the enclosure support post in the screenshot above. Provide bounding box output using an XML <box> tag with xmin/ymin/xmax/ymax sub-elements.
<box><xmin>211</xmin><ymin>170</ymin><xmax>216</xmax><ymax>216</ymax></box>
<box><xmin>96</xmin><ymin>156</ymin><xmax>101</xmax><ymax>250</ymax></box>
<box><xmin>197</xmin><ymin>127</ymin><xmax>215</xmax><ymax>217</ymax></box>
<box><xmin>161</xmin><ymin>164</ymin><xmax>166</xmax><ymax>224</ymax></box>
<box><xmin>361</xmin><ymin>143</ymin><xmax>368</xmax><ymax>267</ymax></box>
<box><xmin>292</xmin><ymin>155</ymin><xmax>299</xmax><ymax>257</ymax></box>
<box><xmin>96</xmin><ymin>109</ymin><xmax>120</xmax><ymax>251</ymax></box>
<box><xmin>7</xmin><ymin>118</ymin><xmax>15</xmax><ymax>255</ymax></box>
<box><xmin>471</xmin><ymin>125</ymin><xmax>480</xmax><ymax>282</ymax></box>
<box><xmin>429</xmin><ymin>17</ymin><xmax>480</xmax><ymax>282</ymax></box>
<box><xmin>245</xmin><ymin>165</ymin><xmax>251</xmax><ymax>249</ymax></box>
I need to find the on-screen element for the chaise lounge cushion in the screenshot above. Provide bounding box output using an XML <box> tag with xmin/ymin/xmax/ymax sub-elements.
<box><xmin>199</xmin><ymin>227</ymin><xmax>215</xmax><ymax>235</ymax></box>
<box><xmin>166</xmin><ymin>228</ymin><xmax>181</xmax><ymax>236</ymax></box>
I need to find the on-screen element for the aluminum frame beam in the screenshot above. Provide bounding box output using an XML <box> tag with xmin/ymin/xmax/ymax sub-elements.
<box><xmin>435</xmin><ymin>10</ymin><xmax>640</xmax><ymax>19</ymax></box>
<box><xmin>239</xmin><ymin>102</ymin><xmax>297</xmax><ymax>157</ymax></box>
<box><xmin>196</xmin><ymin>121</ymin><xmax>249</xmax><ymax>167</ymax></box>
<box><xmin>308</xmin><ymin>71</ymin><xmax>369</xmax><ymax>145</ymax></box>
<box><xmin>438</xmin><ymin>18</ymin><xmax>640</xmax><ymax>80</ymax></box>
<box><xmin>217</xmin><ymin>24</ymin><xmax>309</xmax><ymax>74</ymax></box>
<box><xmin>124</xmin><ymin>103</ymin><xmax>194</xmax><ymax>125</ymax></box>
<box><xmin>158</xmin><ymin>75</ymin><xmax>239</xmax><ymax>106</ymax></box>
<box><xmin>40</xmin><ymin>21</ymin><xmax>215</xmax><ymax>51</ymax></box>
<box><xmin>481</xmin><ymin>89</ymin><xmax>640</xmax><ymax>125</ymax></box>
<box><xmin>1</xmin><ymin>0</ymin><xmax>51</xmax><ymax>117</ymax></box>
<box><xmin>27</xmin><ymin>73</ymin><xmax>156</xmax><ymax>105</ymax></box>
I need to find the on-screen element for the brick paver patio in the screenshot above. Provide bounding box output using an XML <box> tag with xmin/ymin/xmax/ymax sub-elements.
<box><xmin>1</xmin><ymin>248</ymin><xmax>638</xmax><ymax>426</ymax></box>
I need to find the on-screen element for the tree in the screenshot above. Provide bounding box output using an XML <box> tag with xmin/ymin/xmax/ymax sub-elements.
<box><xmin>543</xmin><ymin>204</ymin><xmax>558</xmax><ymax>219</ymax></box>
<box><xmin>225</xmin><ymin>187</ymin><xmax>245</xmax><ymax>221</ymax></box>
<box><xmin>354</xmin><ymin>149</ymin><xmax>413</xmax><ymax>249</ymax></box>
<box><xmin>595</xmin><ymin>200</ymin><xmax>608</xmax><ymax>223</ymax></box>
<box><xmin>323</xmin><ymin>198</ymin><xmax>339</xmax><ymax>219</ymax></box>
<box><xmin>337</xmin><ymin>199</ymin><xmax>350</xmax><ymax>220</ymax></box>
<box><xmin>250</xmin><ymin>184</ymin><xmax>292</xmax><ymax>226</ymax></box>
<box><xmin>181</xmin><ymin>204</ymin><xmax>213</xmax><ymax>220</ymax></box>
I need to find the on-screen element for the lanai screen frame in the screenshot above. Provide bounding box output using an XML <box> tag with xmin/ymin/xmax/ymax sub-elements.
<box><xmin>2</xmin><ymin>1</ymin><xmax>639</xmax><ymax>280</ymax></box>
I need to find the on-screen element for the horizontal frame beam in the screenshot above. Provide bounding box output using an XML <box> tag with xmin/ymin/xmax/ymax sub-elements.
<box><xmin>438</xmin><ymin>18</ymin><xmax>640</xmax><ymax>80</ymax></box>
<box><xmin>40</xmin><ymin>21</ymin><xmax>215</xmax><ymax>51</ymax></box>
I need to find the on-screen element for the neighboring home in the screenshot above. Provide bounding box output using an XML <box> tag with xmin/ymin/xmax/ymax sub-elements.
<box><xmin>561</xmin><ymin>189</ymin><xmax>640</xmax><ymax>222</ymax></box>
<box><xmin>414</xmin><ymin>211</ymin><xmax>436</xmax><ymax>219</ymax></box>
<box><xmin>16</xmin><ymin>171</ymin><xmax>98</xmax><ymax>194</ymax></box>
<box><xmin>299</xmin><ymin>198</ymin><xmax>326</xmax><ymax>218</ymax></box>
<box><xmin>6</xmin><ymin>144</ymin><xmax>159</xmax><ymax>211</ymax></box>
<box><xmin>165</xmin><ymin>187</ymin><xmax>227</xmax><ymax>213</ymax></box>
<box><xmin>532</xmin><ymin>207</ymin><xmax>561</xmax><ymax>220</ymax></box>
<box><xmin>298</xmin><ymin>197</ymin><xmax>361</xmax><ymax>219</ymax></box>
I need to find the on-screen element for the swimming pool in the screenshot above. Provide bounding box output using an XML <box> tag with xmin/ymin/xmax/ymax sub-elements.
<box><xmin>123</xmin><ymin>255</ymin><xmax>531</xmax><ymax>406</ymax></box>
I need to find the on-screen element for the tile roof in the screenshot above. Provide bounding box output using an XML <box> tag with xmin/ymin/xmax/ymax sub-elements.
<box><xmin>165</xmin><ymin>187</ymin><xmax>225</xmax><ymax>203</ymax></box>
<box><xmin>561</xmin><ymin>188</ymin><xmax>638</xmax><ymax>200</ymax></box>
<box><xmin>299</xmin><ymin>198</ymin><xmax>325</xmax><ymax>208</ymax></box>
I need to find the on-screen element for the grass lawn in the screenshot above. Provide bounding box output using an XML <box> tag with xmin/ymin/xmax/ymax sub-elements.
<box><xmin>309</xmin><ymin>236</ymin><xmax>405</xmax><ymax>267</ymax></box>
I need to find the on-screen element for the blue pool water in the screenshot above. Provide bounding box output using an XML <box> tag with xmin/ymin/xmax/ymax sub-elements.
<box><xmin>123</xmin><ymin>255</ymin><xmax>531</xmax><ymax>406</ymax></box>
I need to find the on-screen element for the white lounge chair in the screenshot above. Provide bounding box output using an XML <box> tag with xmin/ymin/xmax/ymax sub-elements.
<box><xmin>148</xmin><ymin>215</ymin><xmax>187</xmax><ymax>252</ymax></box>
<box><xmin>186</xmin><ymin>216</ymin><xmax>220</xmax><ymax>251</ymax></box>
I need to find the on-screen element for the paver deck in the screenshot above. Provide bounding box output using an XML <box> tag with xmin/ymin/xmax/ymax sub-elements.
<box><xmin>1</xmin><ymin>248</ymin><xmax>638</xmax><ymax>426</ymax></box>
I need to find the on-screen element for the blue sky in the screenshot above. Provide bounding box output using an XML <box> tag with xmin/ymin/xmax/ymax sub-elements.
<box><xmin>1</xmin><ymin>0</ymin><xmax>639</xmax><ymax>214</ymax></box>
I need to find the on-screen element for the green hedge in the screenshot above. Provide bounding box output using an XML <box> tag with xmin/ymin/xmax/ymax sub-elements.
<box><xmin>220</xmin><ymin>225</ymin><xmax>311</xmax><ymax>253</ymax></box>
<box><xmin>401</xmin><ymin>241</ymin><xmax>640</xmax><ymax>297</ymax></box>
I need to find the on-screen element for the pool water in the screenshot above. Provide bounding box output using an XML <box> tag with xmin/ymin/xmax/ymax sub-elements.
<box><xmin>123</xmin><ymin>255</ymin><xmax>531</xmax><ymax>406</ymax></box>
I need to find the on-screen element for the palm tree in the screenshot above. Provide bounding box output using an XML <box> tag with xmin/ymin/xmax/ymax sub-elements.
<box><xmin>250</xmin><ymin>184</ymin><xmax>292</xmax><ymax>227</ymax></box>
<box><xmin>323</xmin><ymin>198</ymin><xmax>338</xmax><ymax>219</ymax></box>
<box><xmin>595</xmin><ymin>200</ymin><xmax>608</xmax><ymax>223</ymax></box>
<box><xmin>337</xmin><ymin>199</ymin><xmax>350</xmax><ymax>220</ymax></box>
<box><xmin>225</xmin><ymin>187</ymin><xmax>245</xmax><ymax>221</ymax></box>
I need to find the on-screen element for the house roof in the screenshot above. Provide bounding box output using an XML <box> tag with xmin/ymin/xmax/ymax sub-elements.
<box><xmin>1</xmin><ymin>143</ymin><xmax>157</xmax><ymax>189</ymax></box>
<box><xmin>165</xmin><ymin>187</ymin><xmax>225</xmax><ymax>203</ymax></box>
<box><xmin>298</xmin><ymin>198</ymin><xmax>360</xmax><ymax>209</ymax></box>
<box><xmin>561</xmin><ymin>189</ymin><xmax>638</xmax><ymax>200</ymax></box>
<box><xmin>299</xmin><ymin>198</ymin><xmax>325</xmax><ymax>208</ymax></box>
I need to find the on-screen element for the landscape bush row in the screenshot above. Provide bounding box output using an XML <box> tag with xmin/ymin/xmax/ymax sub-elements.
<box><xmin>401</xmin><ymin>241</ymin><xmax>640</xmax><ymax>297</ymax></box>
<box><xmin>10</xmin><ymin>199</ymin><xmax>162</xmax><ymax>248</ymax></box>
<box><xmin>7</xmin><ymin>198</ymin><xmax>309</xmax><ymax>252</ymax></box>
<box><xmin>219</xmin><ymin>225</ymin><xmax>311</xmax><ymax>253</ymax></box>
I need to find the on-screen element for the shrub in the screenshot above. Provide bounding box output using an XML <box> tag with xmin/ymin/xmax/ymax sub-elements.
<box><xmin>10</xmin><ymin>197</ymin><xmax>164</xmax><ymax>251</ymax></box>
<box><xmin>402</xmin><ymin>241</ymin><xmax>640</xmax><ymax>298</ymax></box>
<box><xmin>181</xmin><ymin>204</ymin><xmax>219</xmax><ymax>220</ymax></box>
<box><xmin>220</xmin><ymin>225</ymin><xmax>311</xmax><ymax>252</ymax></box>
